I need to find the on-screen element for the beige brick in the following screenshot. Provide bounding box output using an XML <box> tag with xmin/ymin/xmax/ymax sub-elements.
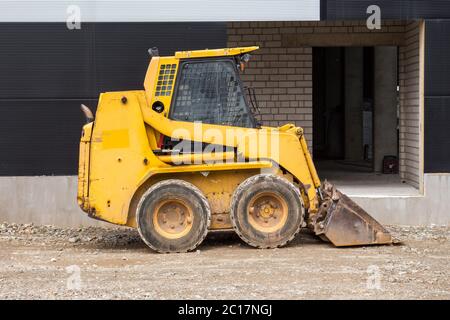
<box><xmin>278</xmin><ymin>68</ymin><xmax>296</xmax><ymax>74</ymax></box>
<box><xmin>265</xmin><ymin>41</ymin><xmax>282</xmax><ymax>47</ymax></box>
<box><xmin>287</xmin><ymin>74</ymin><xmax>304</xmax><ymax>81</ymax></box>
<box><xmin>296</xmin><ymin>80</ymin><xmax>311</xmax><ymax>87</ymax></box>
<box><xmin>251</xmin><ymin>82</ymin><xmax>266</xmax><ymax>88</ymax></box>
<box><xmin>287</xmin><ymin>87</ymin><xmax>304</xmax><ymax>95</ymax></box>
<box><xmin>259</xmin><ymin>35</ymin><xmax>273</xmax><ymax>41</ymax></box>
<box><xmin>286</xmin><ymin>48</ymin><xmax>306</xmax><ymax>54</ymax></box>
<box><xmin>236</xmin><ymin>28</ymin><xmax>253</xmax><ymax>35</ymax></box>
<box><xmin>242</xmin><ymin>34</ymin><xmax>260</xmax><ymax>42</ymax></box>
<box><xmin>279</xmin><ymin>55</ymin><xmax>296</xmax><ymax>61</ymax></box>
<box><xmin>270</xmin><ymin>74</ymin><xmax>287</xmax><ymax>81</ymax></box>
<box><xmin>388</xmin><ymin>25</ymin><xmax>406</xmax><ymax>33</ymax></box>
<box><xmin>314</xmin><ymin>27</ymin><xmax>331</xmax><ymax>33</ymax></box>
<box><xmin>296</xmin><ymin>27</ymin><xmax>314</xmax><ymax>34</ymax></box>
<box><xmin>228</xmin><ymin>35</ymin><xmax>242</xmax><ymax>42</ymax></box>
<box><xmin>274</xmin><ymin>114</ymin><xmax>287</xmax><ymax>120</ymax></box>
<box><xmin>278</xmin><ymin>81</ymin><xmax>296</xmax><ymax>88</ymax></box>
<box><xmin>280</xmin><ymin>27</ymin><xmax>297</xmax><ymax>34</ymax></box>
<box><xmin>287</xmin><ymin>114</ymin><xmax>305</xmax><ymax>121</ymax></box>
<box><xmin>331</xmin><ymin>27</ymin><xmax>349</xmax><ymax>33</ymax></box>
<box><xmin>269</xmin><ymin>48</ymin><xmax>287</xmax><ymax>54</ymax></box>
<box><xmin>279</xmin><ymin>107</ymin><xmax>296</xmax><ymax>114</ymax></box>
<box><xmin>273</xmin><ymin>88</ymin><xmax>287</xmax><ymax>94</ymax></box>
<box><xmin>295</xmin><ymin>54</ymin><xmax>312</xmax><ymax>61</ymax></box>
<box><xmin>262</xmin><ymin>28</ymin><xmax>279</xmax><ymax>35</ymax></box>
<box><xmin>261</xmin><ymin>114</ymin><xmax>274</xmax><ymax>121</ymax></box>
<box><xmin>269</xmin><ymin>61</ymin><xmax>288</xmax><ymax>68</ymax></box>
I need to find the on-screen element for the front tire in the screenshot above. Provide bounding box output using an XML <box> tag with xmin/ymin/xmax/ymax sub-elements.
<box><xmin>136</xmin><ymin>179</ymin><xmax>211</xmax><ymax>253</ymax></box>
<box><xmin>230</xmin><ymin>174</ymin><xmax>304</xmax><ymax>248</ymax></box>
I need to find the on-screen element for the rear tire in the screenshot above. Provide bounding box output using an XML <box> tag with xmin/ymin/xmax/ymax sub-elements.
<box><xmin>136</xmin><ymin>179</ymin><xmax>211</xmax><ymax>253</ymax></box>
<box><xmin>230</xmin><ymin>174</ymin><xmax>304</xmax><ymax>248</ymax></box>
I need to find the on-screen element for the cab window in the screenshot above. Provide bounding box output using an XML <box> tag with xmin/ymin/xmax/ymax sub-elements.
<box><xmin>170</xmin><ymin>59</ymin><xmax>255</xmax><ymax>128</ymax></box>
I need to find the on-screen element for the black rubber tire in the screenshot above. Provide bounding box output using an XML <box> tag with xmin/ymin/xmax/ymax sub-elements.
<box><xmin>136</xmin><ymin>179</ymin><xmax>211</xmax><ymax>253</ymax></box>
<box><xmin>230</xmin><ymin>174</ymin><xmax>304</xmax><ymax>248</ymax></box>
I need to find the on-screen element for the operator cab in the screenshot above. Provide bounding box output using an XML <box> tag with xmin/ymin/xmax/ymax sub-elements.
<box><xmin>144</xmin><ymin>47</ymin><xmax>261</xmax><ymax>151</ymax></box>
<box><xmin>145</xmin><ymin>47</ymin><xmax>261</xmax><ymax>131</ymax></box>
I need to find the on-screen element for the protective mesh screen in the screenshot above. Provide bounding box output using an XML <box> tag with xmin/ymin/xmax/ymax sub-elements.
<box><xmin>170</xmin><ymin>60</ymin><xmax>253</xmax><ymax>127</ymax></box>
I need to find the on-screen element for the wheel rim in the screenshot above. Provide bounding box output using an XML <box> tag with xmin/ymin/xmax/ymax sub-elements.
<box><xmin>152</xmin><ymin>198</ymin><xmax>193</xmax><ymax>239</ymax></box>
<box><xmin>247</xmin><ymin>192</ymin><xmax>288</xmax><ymax>233</ymax></box>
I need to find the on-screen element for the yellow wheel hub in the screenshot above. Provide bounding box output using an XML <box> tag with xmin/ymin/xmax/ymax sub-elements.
<box><xmin>152</xmin><ymin>199</ymin><xmax>193</xmax><ymax>239</ymax></box>
<box><xmin>247</xmin><ymin>192</ymin><xmax>288</xmax><ymax>233</ymax></box>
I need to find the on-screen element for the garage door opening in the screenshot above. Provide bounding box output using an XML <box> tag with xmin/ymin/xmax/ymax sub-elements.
<box><xmin>313</xmin><ymin>45</ymin><xmax>419</xmax><ymax>196</ymax></box>
<box><xmin>227</xmin><ymin>19</ymin><xmax>424</xmax><ymax>196</ymax></box>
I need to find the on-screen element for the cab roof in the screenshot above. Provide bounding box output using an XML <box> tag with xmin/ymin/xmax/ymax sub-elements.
<box><xmin>174</xmin><ymin>46</ymin><xmax>259</xmax><ymax>59</ymax></box>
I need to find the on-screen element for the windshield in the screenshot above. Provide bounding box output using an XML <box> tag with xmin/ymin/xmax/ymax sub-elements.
<box><xmin>169</xmin><ymin>59</ymin><xmax>258</xmax><ymax>128</ymax></box>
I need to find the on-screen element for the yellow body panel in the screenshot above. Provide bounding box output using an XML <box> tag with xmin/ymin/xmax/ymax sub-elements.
<box><xmin>77</xmin><ymin>47</ymin><xmax>321</xmax><ymax>228</ymax></box>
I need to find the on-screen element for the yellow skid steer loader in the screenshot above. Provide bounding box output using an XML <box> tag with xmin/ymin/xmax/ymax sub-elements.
<box><xmin>77</xmin><ymin>46</ymin><xmax>393</xmax><ymax>253</ymax></box>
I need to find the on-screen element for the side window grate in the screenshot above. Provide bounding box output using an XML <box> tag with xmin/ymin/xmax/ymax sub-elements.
<box><xmin>155</xmin><ymin>64</ymin><xmax>177</xmax><ymax>97</ymax></box>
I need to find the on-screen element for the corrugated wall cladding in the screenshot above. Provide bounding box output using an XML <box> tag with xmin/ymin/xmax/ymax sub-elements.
<box><xmin>0</xmin><ymin>22</ymin><xmax>227</xmax><ymax>176</ymax></box>
<box><xmin>398</xmin><ymin>21</ymin><xmax>422</xmax><ymax>188</ymax></box>
<box><xmin>323</xmin><ymin>0</ymin><xmax>450</xmax><ymax>20</ymax></box>
<box><xmin>0</xmin><ymin>99</ymin><xmax>97</xmax><ymax>176</ymax></box>
<box><xmin>424</xmin><ymin>19</ymin><xmax>450</xmax><ymax>173</ymax></box>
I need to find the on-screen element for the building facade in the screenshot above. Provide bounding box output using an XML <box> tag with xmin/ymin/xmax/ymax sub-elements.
<box><xmin>0</xmin><ymin>0</ymin><xmax>449</xmax><ymax>226</ymax></box>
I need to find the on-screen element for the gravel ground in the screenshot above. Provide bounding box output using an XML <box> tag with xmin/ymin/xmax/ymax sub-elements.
<box><xmin>0</xmin><ymin>222</ymin><xmax>449</xmax><ymax>299</ymax></box>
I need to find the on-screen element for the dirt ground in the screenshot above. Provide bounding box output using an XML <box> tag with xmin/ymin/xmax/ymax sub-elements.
<box><xmin>0</xmin><ymin>222</ymin><xmax>449</xmax><ymax>300</ymax></box>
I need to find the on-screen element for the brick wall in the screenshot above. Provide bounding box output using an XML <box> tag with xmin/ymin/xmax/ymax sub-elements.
<box><xmin>227</xmin><ymin>22</ymin><xmax>313</xmax><ymax>147</ymax></box>
<box><xmin>399</xmin><ymin>21</ymin><xmax>422</xmax><ymax>188</ymax></box>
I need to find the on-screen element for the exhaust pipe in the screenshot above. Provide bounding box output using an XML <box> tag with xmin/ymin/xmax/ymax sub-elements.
<box><xmin>80</xmin><ymin>104</ymin><xmax>94</xmax><ymax>124</ymax></box>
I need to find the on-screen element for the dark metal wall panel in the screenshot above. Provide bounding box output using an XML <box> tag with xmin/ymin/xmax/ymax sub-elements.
<box><xmin>424</xmin><ymin>20</ymin><xmax>450</xmax><ymax>96</ymax></box>
<box><xmin>0</xmin><ymin>23</ymin><xmax>226</xmax><ymax>176</ymax></box>
<box><xmin>0</xmin><ymin>23</ymin><xmax>226</xmax><ymax>99</ymax></box>
<box><xmin>93</xmin><ymin>23</ymin><xmax>226</xmax><ymax>94</ymax></box>
<box><xmin>424</xmin><ymin>19</ymin><xmax>450</xmax><ymax>173</ymax></box>
<box><xmin>0</xmin><ymin>99</ymin><xmax>97</xmax><ymax>176</ymax></box>
<box><xmin>323</xmin><ymin>0</ymin><xmax>450</xmax><ymax>20</ymax></box>
<box><xmin>0</xmin><ymin>23</ymin><xmax>95</xmax><ymax>99</ymax></box>
<box><xmin>424</xmin><ymin>97</ymin><xmax>450</xmax><ymax>172</ymax></box>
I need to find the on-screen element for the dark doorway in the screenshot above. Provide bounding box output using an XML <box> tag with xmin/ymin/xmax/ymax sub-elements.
<box><xmin>313</xmin><ymin>47</ymin><xmax>346</xmax><ymax>160</ymax></box>
<box><xmin>313</xmin><ymin>47</ymin><xmax>376</xmax><ymax>171</ymax></box>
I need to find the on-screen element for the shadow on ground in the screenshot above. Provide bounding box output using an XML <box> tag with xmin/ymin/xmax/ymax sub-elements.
<box><xmin>77</xmin><ymin>228</ymin><xmax>325</xmax><ymax>253</ymax></box>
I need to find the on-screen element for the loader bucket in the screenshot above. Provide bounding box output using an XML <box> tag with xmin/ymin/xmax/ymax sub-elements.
<box><xmin>314</xmin><ymin>181</ymin><xmax>394</xmax><ymax>246</ymax></box>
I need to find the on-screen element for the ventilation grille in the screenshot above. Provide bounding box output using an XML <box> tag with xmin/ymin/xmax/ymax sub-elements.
<box><xmin>155</xmin><ymin>63</ymin><xmax>177</xmax><ymax>97</ymax></box>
